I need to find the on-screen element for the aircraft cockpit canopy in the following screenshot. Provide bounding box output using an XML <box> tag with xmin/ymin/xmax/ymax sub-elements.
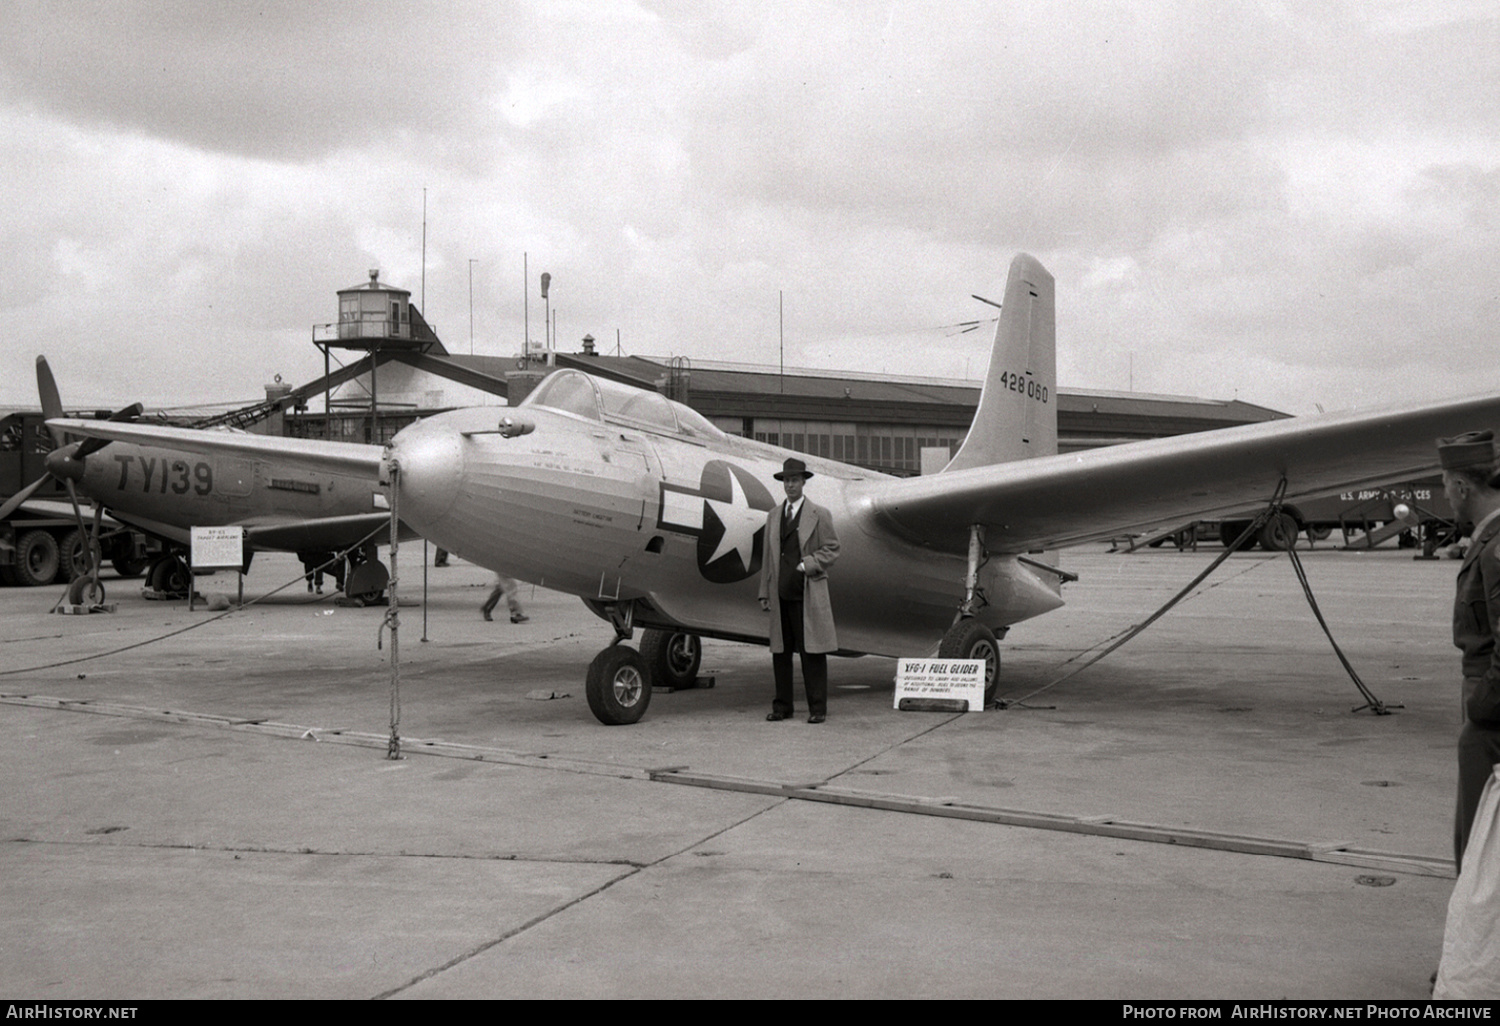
<box><xmin>522</xmin><ymin>369</ymin><xmax>725</xmax><ymax>441</ymax></box>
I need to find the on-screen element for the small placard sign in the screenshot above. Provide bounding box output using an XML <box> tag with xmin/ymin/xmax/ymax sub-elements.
<box><xmin>894</xmin><ymin>658</ymin><xmax>986</xmax><ymax>712</ymax></box>
<box><xmin>191</xmin><ymin>526</ymin><xmax>245</xmax><ymax>571</ymax></box>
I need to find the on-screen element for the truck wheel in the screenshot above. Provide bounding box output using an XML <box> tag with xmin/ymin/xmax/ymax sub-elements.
<box><xmin>938</xmin><ymin>618</ymin><xmax>1000</xmax><ymax>707</ymax></box>
<box><xmin>1220</xmin><ymin>521</ymin><xmax>1254</xmax><ymax>548</ymax></box>
<box><xmin>14</xmin><ymin>530</ymin><xmax>61</xmax><ymax>586</ymax></box>
<box><xmin>1258</xmin><ymin>513</ymin><xmax>1300</xmax><ymax>551</ymax></box>
<box><xmin>58</xmin><ymin>530</ymin><xmax>100</xmax><ymax>582</ymax></box>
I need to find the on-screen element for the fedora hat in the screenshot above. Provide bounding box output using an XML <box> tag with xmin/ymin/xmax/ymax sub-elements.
<box><xmin>773</xmin><ymin>457</ymin><xmax>814</xmax><ymax>481</ymax></box>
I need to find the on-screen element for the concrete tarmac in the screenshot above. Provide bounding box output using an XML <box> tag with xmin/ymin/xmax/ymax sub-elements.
<box><xmin>0</xmin><ymin>542</ymin><xmax>1469</xmax><ymax>999</ymax></box>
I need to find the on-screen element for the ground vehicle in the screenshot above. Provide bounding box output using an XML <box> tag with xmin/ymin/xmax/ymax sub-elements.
<box><xmin>1216</xmin><ymin>476</ymin><xmax>1455</xmax><ymax>551</ymax></box>
<box><xmin>0</xmin><ymin>410</ymin><xmax>153</xmax><ymax>586</ymax></box>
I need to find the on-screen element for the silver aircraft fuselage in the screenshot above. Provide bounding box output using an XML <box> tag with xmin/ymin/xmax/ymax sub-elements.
<box><xmin>391</xmin><ymin>399</ymin><xmax>1063</xmax><ymax>657</ymax></box>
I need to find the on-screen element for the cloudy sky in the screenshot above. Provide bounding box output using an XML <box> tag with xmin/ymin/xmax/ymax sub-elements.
<box><xmin>2</xmin><ymin>0</ymin><xmax>1497</xmax><ymax>416</ymax></box>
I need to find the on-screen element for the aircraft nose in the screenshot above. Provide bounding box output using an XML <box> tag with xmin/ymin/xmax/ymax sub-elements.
<box><xmin>44</xmin><ymin>443</ymin><xmax>85</xmax><ymax>483</ymax></box>
<box><xmin>390</xmin><ymin>425</ymin><xmax>464</xmax><ymax>532</ymax></box>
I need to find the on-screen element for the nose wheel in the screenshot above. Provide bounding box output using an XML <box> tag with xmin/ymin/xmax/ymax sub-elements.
<box><xmin>585</xmin><ymin>644</ymin><xmax>652</xmax><ymax>725</ymax></box>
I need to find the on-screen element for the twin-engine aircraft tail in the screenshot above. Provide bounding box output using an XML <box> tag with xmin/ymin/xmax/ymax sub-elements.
<box><xmin>943</xmin><ymin>253</ymin><xmax>1057</xmax><ymax>473</ymax></box>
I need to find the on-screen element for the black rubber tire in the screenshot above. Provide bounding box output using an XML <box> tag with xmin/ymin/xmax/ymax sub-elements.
<box><xmin>58</xmin><ymin>529</ymin><xmax>100</xmax><ymax>582</ymax></box>
<box><xmin>585</xmin><ymin>645</ymin><xmax>652</xmax><ymax>725</ymax></box>
<box><xmin>640</xmin><ymin>629</ymin><xmax>702</xmax><ymax>689</ymax></box>
<box><xmin>1220</xmin><ymin>521</ymin><xmax>1254</xmax><ymax>548</ymax></box>
<box><xmin>67</xmin><ymin>574</ymin><xmax>106</xmax><ymax>607</ymax></box>
<box><xmin>1258</xmin><ymin>512</ymin><xmax>1301</xmax><ymax>551</ymax></box>
<box><xmin>149</xmin><ymin>557</ymin><xmax>191</xmax><ymax>595</ymax></box>
<box><xmin>111</xmin><ymin>552</ymin><xmax>149</xmax><ymax>578</ymax></box>
<box><xmin>344</xmin><ymin>560</ymin><xmax>389</xmax><ymax>603</ymax></box>
<box><xmin>937</xmin><ymin>618</ymin><xmax>1000</xmax><ymax>707</ymax></box>
<box><xmin>13</xmin><ymin>530</ymin><xmax>61</xmax><ymax>586</ymax></box>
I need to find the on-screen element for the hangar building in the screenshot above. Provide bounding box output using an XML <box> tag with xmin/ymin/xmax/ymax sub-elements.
<box><xmin>226</xmin><ymin>271</ymin><xmax>1288</xmax><ymax>473</ymax></box>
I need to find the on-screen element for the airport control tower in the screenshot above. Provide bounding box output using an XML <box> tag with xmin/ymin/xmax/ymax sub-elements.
<box><xmin>311</xmin><ymin>270</ymin><xmax>443</xmax><ymax>442</ymax></box>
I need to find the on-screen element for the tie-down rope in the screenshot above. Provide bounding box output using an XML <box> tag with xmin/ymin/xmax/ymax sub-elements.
<box><xmin>999</xmin><ymin>479</ymin><xmax>1396</xmax><ymax>715</ymax></box>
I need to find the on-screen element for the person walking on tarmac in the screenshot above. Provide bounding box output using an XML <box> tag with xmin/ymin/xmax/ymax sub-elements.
<box><xmin>1439</xmin><ymin>430</ymin><xmax>1500</xmax><ymax>871</ymax></box>
<box><xmin>481</xmin><ymin>573</ymin><xmax>529</xmax><ymax>624</ymax></box>
<box><xmin>758</xmin><ymin>457</ymin><xmax>840</xmax><ymax>723</ymax></box>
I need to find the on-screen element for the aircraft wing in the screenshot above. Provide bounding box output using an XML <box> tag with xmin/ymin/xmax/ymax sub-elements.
<box><xmin>45</xmin><ymin>418</ymin><xmax>385</xmax><ymax>477</ymax></box>
<box><xmin>238</xmin><ymin>513</ymin><xmax>415</xmax><ymax>551</ymax></box>
<box><xmin>855</xmin><ymin>391</ymin><xmax>1499</xmax><ymax>554</ymax></box>
<box><xmin>1</xmin><ymin>498</ymin><xmax>126</xmax><ymax>527</ymax></box>
<box><xmin>102</xmin><ymin>507</ymin><xmax>409</xmax><ymax>552</ymax></box>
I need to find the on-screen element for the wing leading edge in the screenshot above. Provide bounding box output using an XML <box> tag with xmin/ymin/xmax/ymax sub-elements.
<box><xmin>852</xmin><ymin>391</ymin><xmax>1500</xmax><ymax>554</ymax></box>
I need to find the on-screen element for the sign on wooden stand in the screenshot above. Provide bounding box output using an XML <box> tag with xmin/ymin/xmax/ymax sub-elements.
<box><xmin>894</xmin><ymin>658</ymin><xmax>986</xmax><ymax>712</ymax></box>
<box><xmin>189</xmin><ymin>526</ymin><xmax>246</xmax><ymax>611</ymax></box>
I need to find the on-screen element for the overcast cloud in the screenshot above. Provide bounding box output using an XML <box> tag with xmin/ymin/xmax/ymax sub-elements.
<box><xmin>2</xmin><ymin>0</ymin><xmax>1497</xmax><ymax>415</ymax></box>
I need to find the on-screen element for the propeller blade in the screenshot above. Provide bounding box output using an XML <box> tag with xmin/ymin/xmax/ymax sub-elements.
<box><xmin>61</xmin><ymin>402</ymin><xmax>141</xmax><ymax>461</ymax></box>
<box><xmin>0</xmin><ymin>475</ymin><xmax>49</xmax><ymax>521</ymax></box>
<box><xmin>36</xmin><ymin>356</ymin><xmax>65</xmax><ymax>447</ymax></box>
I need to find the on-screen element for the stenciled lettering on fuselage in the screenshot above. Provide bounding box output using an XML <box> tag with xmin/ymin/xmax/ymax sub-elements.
<box><xmin>113</xmin><ymin>452</ymin><xmax>212</xmax><ymax>495</ymax></box>
<box><xmin>656</xmin><ymin>460</ymin><xmax>776</xmax><ymax>583</ymax></box>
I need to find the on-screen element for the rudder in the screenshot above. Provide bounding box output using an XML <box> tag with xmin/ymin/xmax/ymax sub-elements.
<box><xmin>944</xmin><ymin>253</ymin><xmax>1057</xmax><ymax>472</ymax></box>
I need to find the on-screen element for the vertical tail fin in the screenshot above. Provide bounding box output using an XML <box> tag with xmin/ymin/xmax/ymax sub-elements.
<box><xmin>943</xmin><ymin>253</ymin><xmax>1057</xmax><ymax>472</ymax></box>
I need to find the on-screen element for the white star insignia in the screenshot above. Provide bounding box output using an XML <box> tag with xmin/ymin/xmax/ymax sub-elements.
<box><xmin>702</xmin><ymin>469</ymin><xmax>764</xmax><ymax>569</ymax></box>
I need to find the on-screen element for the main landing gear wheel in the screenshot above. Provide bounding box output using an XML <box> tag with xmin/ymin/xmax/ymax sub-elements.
<box><xmin>640</xmin><ymin>629</ymin><xmax>702</xmax><ymax>689</ymax></box>
<box><xmin>111</xmin><ymin>552</ymin><xmax>149</xmax><ymax>578</ymax></box>
<box><xmin>148</xmin><ymin>556</ymin><xmax>191</xmax><ymax>596</ymax></box>
<box><xmin>938</xmin><ymin>618</ymin><xmax>1000</xmax><ymax>708</ymax></box>
<box><xmin>343</xmin><ymin>559</ymin><xmax>389</xmax><ymax>605</ymax></box>
<box><xmin>586</xmin><ymin>645</ymin><xmax>652</xmax><ymax>725</ymax></box>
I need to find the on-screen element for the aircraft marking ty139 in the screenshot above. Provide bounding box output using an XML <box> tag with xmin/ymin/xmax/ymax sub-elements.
<box><xmin>49</xmin><ymin>254</ymin><xmax>1500</xmax><ymax>724</ymax></box>
<box><xmin>4</xmin><ymin>358</ymin><xmax>401</xmax><ymax>600</ymax></box>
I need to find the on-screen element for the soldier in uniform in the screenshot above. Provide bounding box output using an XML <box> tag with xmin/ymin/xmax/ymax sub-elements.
<box><xmin>758</xmin><ymin>458</ymin><xmax>840</xmax><ymax>723</ymax></box>
<box><xmin>1440</xmin><ymin>430</ymin><xmax>1500</xmax><ymax>870</ymax></box>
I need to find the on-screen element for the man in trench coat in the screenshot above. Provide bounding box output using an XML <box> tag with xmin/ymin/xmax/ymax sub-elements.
<box><xmin>758</xmin><ymin>457</ymin><xmax>840</xmax><ymax>723</ymax></box>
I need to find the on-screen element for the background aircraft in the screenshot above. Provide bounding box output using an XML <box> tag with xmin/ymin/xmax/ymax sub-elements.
<box><xmin>49</xmin><ymin>254</ymin><xmax>1500</xmax><ymax>724</ymax></box>
<box><xmin>2</xmin><ymin>359</ymin><xmax>403</xmax><ymax>601</ymax></box>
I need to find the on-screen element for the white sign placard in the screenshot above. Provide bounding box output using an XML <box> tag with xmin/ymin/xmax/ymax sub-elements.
<box><xmin>894</xmin><ymin>658</ymin><xmax>986</xmax><ymax>712</ymax></box>
<box><xmin>191</xmin><ymin>526</ymin><xmax>245</xmax><ymax>570</ymax></box>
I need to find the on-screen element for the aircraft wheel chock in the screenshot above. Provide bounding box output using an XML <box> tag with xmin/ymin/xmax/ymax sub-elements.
<box><xmin>67</xmin><ymin>574</ymin><xmax>105</xmax><ymax>607</ymax></box>
<box><xmin>586</xmin><ymin>645</ymin><xmax>652</xmax><ymax>725</ymax></box>
<box><xmin>640</xmin><ymin>629</ymin><xmax>701</xmax><ymax>689</ymax></box>
<box><xmin>938</xmin><ymin>618</ymin><xmax>1000</xmax><ymax>707</ymax></box>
